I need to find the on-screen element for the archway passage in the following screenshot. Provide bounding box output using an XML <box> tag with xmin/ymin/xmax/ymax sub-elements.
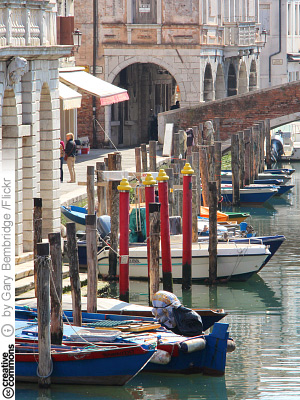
<box><xmin>111</xmin><ymin>63</ymin><xmax>178</xmax><ymax>146</ymax></box>
<box><xmin>227</xmin><ymin>63</ymin><xmax>237</xmax><ymax>97</ymax></box>
<box><xmin>203</xmin><ymin>64</ymin><xmax>213</xmax><ymax>102</ymax></box>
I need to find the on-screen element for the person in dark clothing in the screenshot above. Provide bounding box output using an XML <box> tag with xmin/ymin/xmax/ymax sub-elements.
<box><xmin>65</xmin><ymin>132</ymin><xmax>76</xmax><ymax>183</ymax></box>
<box><xmin>60</xmin><ymin>138</ymin><xmax>65</xmax><ymax>182</ymax></box>
<box><xmin>170</xmin><ymin>100</ymin><xmax>180</xmax><ymax>110</ymax></box>
<box><xmin>152</xmin><ymin>290</ymin><xmax>203</xmax><ymax>337</ymax></box>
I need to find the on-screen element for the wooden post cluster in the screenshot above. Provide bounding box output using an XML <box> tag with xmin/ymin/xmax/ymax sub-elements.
<box><xmin>149</xmin><ymin>203</ymin><xmax>161</xmax><ymax>305</ymax></box>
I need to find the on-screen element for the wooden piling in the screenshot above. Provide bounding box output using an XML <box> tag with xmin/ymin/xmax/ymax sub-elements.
<box><xmin>165</xmin><ymin>168</ymin><xmax>175</xmax><ymax>217</ymax></box>
<box><xmin>192</xmin><ymin>188</ymin><xmax>198</xmax><ymax>243</ymax></box>
<box><xmin>258</xmin><ymin>121</ymin><xmax>265</xmax><ymax>172</ymax></box>
<box><xmin>199</xmin><ymin>146</ymin><xmax>210</xmax><ymax>206</ymax></box>
<box><xmin>238</xmin><ymin>131</ymin><xmax>245</xmax><ymax>188</ymax></box>
<box><xmin>108</xmin><ymin>152</ymin><xmax>120</xmax><ymax>278</ymax></box>
<box><xmin>192</xmin><ymin>151</ymin><xmax>201</xmax><ymax>214</ymax></box>
<box><xmin>192</xmin><ymin>125</ymin><xmax>199</xmax><ymax>148</ymax></box>
<box><xmin>149</xmin><ymin>203</ymin><xmax>161</xmax><ymax>305</ymax></box>
<box><xmin>135</xmin><ymin>147</ymin><xmax>142</xmax><ymax>174</ymax></box>
<box><xmin>214</xmin><ymin>141</ymin><xmax>222</xmax><ymax>206</ymax></box>
<box><xmin>231</xmin><ymin>133</ymin><xmax>240</xmax><ymax>206</ymax></box>
<box><xmin>265</xmin><ymin>119</ymin><xmax>272</xmax><ymax>169</ymax></box>
<box><xmin>86</xmin><ymin>214</ymin><xmax>98</xmax><ymax>313</ymax></box>
<box><xmin>149</xmin><ymin>140</ymin><xmax>157</xmax><ymax>172</ymax></box>
<box><xmin>252</xmin><ymin>124</ymin><xmax>260</xmax><ymax>180</ymax></box>
<box><xmin>96</xmin><ymin>161</ymin><xmax>107</xmax><ymax>216</ymax></box>
<box><xmin>198</xmin><ymin>123</ymin><xmax>204</xmax><ymax>145</ymax></box>
<box><xmin>173</xmin><ymin>133</ymin><xmax>180</xmax><ymax>166</ymax></box>
<box><xmin>48</xmin><ymin>232</ymin><xmax>63</xmax><ymax>345</ymax></box>
<box><xmin>37</xmin><ymin>242</ymin><xmax>51</xmax><ymax>388</ymax></box>
<box><xmin>87</xmin><ymin>166</ymin><xmax>95</xmax><ymax>214</ymax></box>
<box><xmin>34</xmin><ymin>197</ymin><xmax>42</xmax><ymax>296</ymax></box>
<box><xmin>208</xmin><ymin>182</ymin><xmax>218</xmax><ymax>284</ymax></box>
<box><xmin>244</xmin><ymin>128</ymin><xmax>251</xmax><ymax>186</ymax></box>
<box><xmin>66</xmin><ymin>222</ymin><xmax>82</xmax><ymax>326</ymax></box>
<box><xmin>141</xmin><ymin>143</ymin><xmax>148</xmax><ymax>172</ymax></box>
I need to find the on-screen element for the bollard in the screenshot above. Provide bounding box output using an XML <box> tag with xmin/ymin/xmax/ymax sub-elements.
<box><xmin>37</xmin><ymin>242</ymin><xmax>51</xmax><ymax>387</ymax></box>
<box><xmin>118</xmin><ymin>178</ymin><xmax>131</xmax><ymax>302</ymax></box>
<box><xmin>156</xmin><ymin>169</ymin><xmax>173</xmax><ymax>293</ymax></box>
<box><xmin>181</xmin><ymin>163</ymin><xmax>194</xmax><ymax>290</ymax></box>
<box><xmin>142</xmin><ymin>173</ymin><xmax>156</xmax><ymax>279</ymax></box>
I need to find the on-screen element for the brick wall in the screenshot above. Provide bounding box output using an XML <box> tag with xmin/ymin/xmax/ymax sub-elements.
<box><xmin>159</xmin><ymin>80</ymin><xmax>300</xmax><ymax>140</ymax></box>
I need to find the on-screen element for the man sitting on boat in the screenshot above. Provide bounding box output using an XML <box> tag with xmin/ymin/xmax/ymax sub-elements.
<box><xmin>152</xmin><ymin>291</ymin><xmax>203</xmax><ymax>337</ymax></box>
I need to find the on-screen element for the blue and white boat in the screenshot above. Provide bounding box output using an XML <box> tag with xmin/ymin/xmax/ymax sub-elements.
<box><xmin>220</xmin><ymin>185</ymin><xmax>278</xmax><ymax>204</ymax></box>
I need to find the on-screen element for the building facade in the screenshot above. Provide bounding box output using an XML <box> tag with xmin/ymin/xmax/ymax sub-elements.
<box><xmin>0</xmin><ymin>0</ymin><xmax>70</xmax><ymax>255</ymax></box>
<box><xmin>260</xmin><ymin>0</ymin><xmax>300</xmax><ymax>88</ymax></box>
<box><xmin>75</xmin><ymin>0</ymin><xmax>264</xmax><ymax>147</ymax></box>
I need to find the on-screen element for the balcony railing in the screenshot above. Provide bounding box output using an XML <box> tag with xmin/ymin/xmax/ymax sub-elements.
<box><xmin>224</xmin><ymin>22</ymin><xmax>258</xmax><ymax>47</ymax></box>
<box><xmin>0</xmin><ymin>3</ymin><xmax>55</xmax><ymax>47</ymax></box>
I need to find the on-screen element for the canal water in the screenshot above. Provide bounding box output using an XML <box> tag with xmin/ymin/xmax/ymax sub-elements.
<box><xmin>16</xmin><ymin>161</ymin><xmax>300</xmax><ymax>400</ymax></box>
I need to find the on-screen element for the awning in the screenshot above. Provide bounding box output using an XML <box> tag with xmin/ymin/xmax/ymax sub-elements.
<box><xmin>59</xmin><ymin>82</ymin><xmax>82</xmax><ymax>110</ymax></box>
<box><xmin>59</xmin><ymin>70</ymin><xmax>129</xmax><ymax>106</ymax></box>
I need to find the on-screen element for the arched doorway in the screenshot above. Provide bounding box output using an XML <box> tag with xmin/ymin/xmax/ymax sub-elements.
<box><xmin>203</xmin><ymin>64</ymin><xmax>213</xmax><ymax>102</ymax></box>
<box><xmin>111</xmin><ymin>63</ymin><xmax>178</xmax><ymax>146</ymax></box>
<box><xmin>227</xmin><ymin>63</ymin><xmax>237</xmax><ymax>97</ymax></box>
<box><xmin>238</xmin><ymin>62</ymin><xmax>248</xmax><ymax>94</ymax></box>
<box><xmin>215</xmin><ymin>64</ymin><xmax>226</xmax><ymax>100</ymax></box>
<box><xmin>249</xmin><ymin>60</ymin><xmax>257</xmax><ymax>91</ymax></box>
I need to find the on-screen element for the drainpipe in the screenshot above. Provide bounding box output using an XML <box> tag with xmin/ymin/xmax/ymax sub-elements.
<box><xmin>92</xmin><ymin>0</ymin><xmax>98</xmax><ymax>148</ymax></box>
<box><xmin>269</xmin><ymin>0</ymin><xmax>282</xmax><ymax>84</ymax></box>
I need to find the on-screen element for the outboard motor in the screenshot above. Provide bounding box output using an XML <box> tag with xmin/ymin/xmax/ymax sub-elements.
<box><xmin>97</xmin><ymin>215</ymin><xmax>111</xmax><ymax>240</ymax></box>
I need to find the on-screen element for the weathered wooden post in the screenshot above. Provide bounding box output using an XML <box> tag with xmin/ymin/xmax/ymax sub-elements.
<box><xmin>238</xmin><ymin>131</ymin><xmax>245</xmax><ymax>188</ymax></box>
<box><xmin>181</xmin><ymin>163</ymin><xmax>194</xmax><ymax>290</ymax></box>
<box><xmin>149</xmin><ymin>203</ymin><xmax>161</xmax><ymax>305</ymax></box>
<box><xmin>37</xmin><ymin>242</ymin><xmax>51</xmax><ymax>387</ymax></box>
<box><xmin>141</xmin><ymin>143</ymin><xmax>148</xmax><ymax>172</ymax></box>
<box><xmin>258</xmin><ymin>120</ymin><xmax>265</xmax><ymax>172</ymax></box>
<box><xmin>198</xmin><ymin>123</ymin><xmax>204</xmax><ymax>145</ymax></box>
<box><xmin>252</xmin><ymin>124</ymin><xmax>260</xmax><ymax>180</ymax></box>
<box><xmin>192</xmin><ymin>125</ymin><xmax>199</xmax><ymax>148</ymax></box>
<box><xmin>231</xmin><ymin>133</ymin><xmax>240</xmax><ymax>206</ymax></box>
<box><xmin>96</xmin><ymin>161</ymin><xmax>107</xmax><ymax>216</ymax></box>
<box><xmin>214</xmin><ymin>141</ymin><xmax>222</xmax><ymax>207</ymax></box>
<box><xmin>87</xmin><ymin>165</ymin><xmax>95</xmax><ymax>214</ymax></box>
<box><xmin>108</xmin><ymin>152</ymin><xmax>121</xmax><ymax>278</ymax></box>
<box><xmin>156</xmin><ymin>169</ymin><xmax>173</xmax><ymax>292</ymax></box>
<box><xmin>86</xmin><ymin>214</ymin><xmax>98</xmax><ymax>313</ymax></box>
<box><xmin>165</xmin><ymin>167</ymin><xmax>175</xmax><ymax>217</ymax></box>
<box><xmin>192</xmin><ymin>187</ymin><xmax>198</xmax><ymax>243</ymax></box>
<box><xmin>173</xmin><ymin>132</ymin><xmax>180</xmax><ymax>169</ymax></box>
<box><xmin>265</xmin><ymin>119</ymin><xmax>272</xmax><ymax>169</ymax></box>
<box><xmin>34</xmin><ymin>197</ymin><xmax>42</xmax><ymax>296</ymax></box>
<box><xmin>117</xmin><ymin>178</ymin><xmax>131</xmax><ymax>302</ymax></box>
<box><xmin>135</xmin><ymin>146</ymin><xmax>144</xmax><ymax>202</ymax></box>
<box><xmin>244</xmin><ymin>128</ymin><xmax>251</xmax><ymax>186</ymax></box>
<box><xmin>48</xmin><ymin>232</ymin><xmax>63</xmax><ymax>345</ymax></box>
<box><xmin>208</xmin><ymin>181</ymin><xmax>218</xmax><ymax>284</ymax></box>
<box><xmin>199</xmin><ymin>145</ymin><xmax>210</xmax><ymax>207</ymax></box>
<box><xmin>66</xmin><ymin>222</ymin><xmax>82</xmax><ymax>326</ymax></box>
<box><xmin>149</xmin><ymin>140</ymin><xmax>157</xmax><ymax>172</ymax></box>
<box><xmin>142</xmin><ymin>173</ymin><xmax>156</xmax><ymax>280</ymax></box>
<box><xmin>192</xmin><ymin>151</ymin><xmax>201</xmax><ymax>215</ymax></box>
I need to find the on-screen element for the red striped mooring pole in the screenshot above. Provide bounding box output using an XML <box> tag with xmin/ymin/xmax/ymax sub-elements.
<box><xmin>181</xmin><ymin>163</ymin><xmax>194</xmax><ymax>290</ymax></box>
<box><xmin>156</xmin><ymin>169</ymin><xmax>173</xmax><ymax>292</ymax></box>
<box><xmin>118</xmin><ymin>178</ymin><xmax>131</xmax><ymax>302</ymax></box>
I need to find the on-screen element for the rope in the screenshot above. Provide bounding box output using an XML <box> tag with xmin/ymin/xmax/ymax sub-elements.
<box><xmin>36</xmin><ymin>358</ymin><xmax>53</xmax><ymax>379</ymax></box>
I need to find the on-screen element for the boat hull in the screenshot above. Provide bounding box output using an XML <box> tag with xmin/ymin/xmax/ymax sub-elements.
<box><xmin>98</xmin><ymin>243</ymin><xmax>269</xmax><ymax>282</ymax></box>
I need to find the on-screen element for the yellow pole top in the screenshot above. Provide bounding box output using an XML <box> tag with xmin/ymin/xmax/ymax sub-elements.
<box><xmin>117</xmin><ymin>178</ymin><xmax>131</xmax><ymax>191</ymax></box>
<box><xmin>142</xmin><ymin>173</ymin><xmax>156</xmax><ymax>186</ymax></box>
<box><xmin>156</xmin><ymin>169</ymin><xmax>169</xmax><ymax>182</ymax></box>
<box><xmin>181</xmin><ymin>163</ymin><xmax>194</xmax><ymax>175</ymax></box>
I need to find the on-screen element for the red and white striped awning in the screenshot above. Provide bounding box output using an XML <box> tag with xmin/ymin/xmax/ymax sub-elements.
<box><xmin>59</xmin><ymin>69</ymin><xmax>129</xmax><ymax>106</ymax></box>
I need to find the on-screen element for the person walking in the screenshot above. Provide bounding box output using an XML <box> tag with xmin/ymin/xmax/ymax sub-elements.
<box><xmin>60</xmin><ymin>138</ymin><xmax>65</xmax><ymax>182</ymax></box>
<box><xmin>64</xmin><ymin>132</ymin><xmax>76</xmax><ymax>183</ymax></box>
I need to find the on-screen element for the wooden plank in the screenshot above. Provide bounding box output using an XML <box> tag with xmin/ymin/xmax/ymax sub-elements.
<box><xmin>163</xmin><ymin>123</ymin><xmax>174</xmax><ymax>156</ymax></box>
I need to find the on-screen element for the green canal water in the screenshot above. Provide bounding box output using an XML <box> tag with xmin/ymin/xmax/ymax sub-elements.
<box><xmin>16</xmin><ymin>162</ymin><xmax>300</xmax><ymax>400</ymax></box>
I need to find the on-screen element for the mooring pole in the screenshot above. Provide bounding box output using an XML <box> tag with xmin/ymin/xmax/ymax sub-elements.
<box><xmin>48</xmin><ymin>232</ymin><xmax>63</xmax><ymax>345</ymax></box>
<box><xmin>142</xmin><ymin>173</ymin><xmax>156</xmax><ymax>279</ymax></box>
<box><xmin>181</xmin><ymin>163</ymin><xmax>194</xmax><ymax>290</ymax></box>
<box><xmin>156</xmin><ymin>169</ymin><xmax>173</xmax><ymax>292</ymax></box>
<box><xmin>34</xmin><ymin>197</ymin><xmax>42</xmax><ymax>296</ymax></box>
<box><xmin>86</xmin><ymin>214</ymin><xmax>98</xmax><ymax>313</ymax></box>
<box><xmin>118</xmin><ymin>178</ymin><xmax>131</xmax><ymax>302</ymax></box>
<box><xmin>149</xmin><ymin>202</ymin><xmax>161</xmax><ymax>305</ymax></box>
<box><xmin>208</xmin><ymin>181</ymin><xmax>218</xmax><ymax>284</ymax></box>
<box><xmin>37</xmin><ymin>242</ymin><xmax>51</xmax><ymax>388</ymax></box>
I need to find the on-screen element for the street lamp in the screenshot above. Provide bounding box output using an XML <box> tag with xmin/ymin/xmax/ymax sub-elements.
<box><xmin>72</xmin><ymin>28</ymin><xmax>82</xmax><ymax>52</ymax></box>
<box><xmin>261</xmin><ymin>29</ymin><xmax>267</xmax><ymax>47</ymax></box>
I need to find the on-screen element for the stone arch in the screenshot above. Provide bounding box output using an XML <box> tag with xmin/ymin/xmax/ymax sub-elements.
<box><xmin>249</xmin><ymin>60</ymin><xmax>257</xmax><ymax>91</ymax></box>
<box><xmin>227</xmin><ymin>63</ymin><xmax>237</xmax><ymax>97</ymax></box>
<box><xmin>39</xmin><ymin>82</ymin><xmax>59</xmax><ymax>237</ymax></box>
<box><xmin>203</xmin><ymin>63</ymin><xmax>214</xmax><ymax>102</ymax></box>
<box><xmin>238</xmin><ymin>62</ymin><xmax>248</xmax><ymax>94</ymax></box>
<box><xmin>215</xmin><ymin>64</ymin><xmax>226</xmax><ymax>100</ymax></box>
<box><xmin>107</xmin><ymin>55</ymin><xmax>186</xmax><ymax>104</ymax></box>
<box><xmin>2</xmin><ymin>88</ymin><xmax>23</xmax><ymax>255</ymax></box>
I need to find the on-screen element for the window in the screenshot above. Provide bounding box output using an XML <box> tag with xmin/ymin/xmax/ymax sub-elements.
<box><xmin>132</xmin><ymin>0</ymin><xmax>157</xmax><ymax>24</ymax></box>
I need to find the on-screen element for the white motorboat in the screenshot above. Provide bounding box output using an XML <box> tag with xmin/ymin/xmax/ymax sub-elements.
<box><xmin>97</xmin><ymin>241</ymin><xmax>270</xmax><ymax>282</ymax></box>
